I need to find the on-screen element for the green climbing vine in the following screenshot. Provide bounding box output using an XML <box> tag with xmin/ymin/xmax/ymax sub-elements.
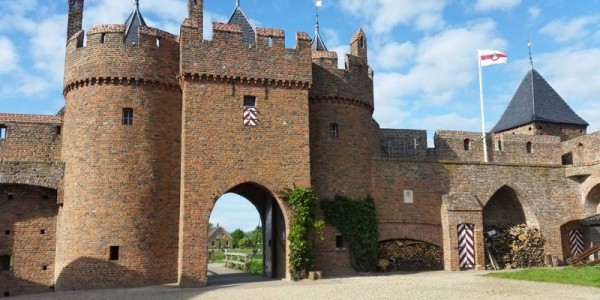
<box><xmin>321</xmin><ymin>196</ymin><xmax>379</xmax><ymax>272</ymax></box>
<box><xmin>279</xmin><ymin>187</ymin><xmax>324</xmax><ymax>281</ymax></box>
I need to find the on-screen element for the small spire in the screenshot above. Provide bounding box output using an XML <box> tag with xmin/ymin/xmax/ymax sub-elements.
<box><xmin>528</xmin><ymin>40</ymin><xmax>534</xmax><ymax>70</ymax></box>
<box><xmin>236</xmin><ymin>0</ymin><xmax>240</xmax><ymax>7</ymax></box>
<box><xmin>135</xmin><ymin>0</ymin><xmax>140</xmax><ymax>9</ymax></box>
<box><xmin>312</xmin><ymin>0</ymin><xmax>328</xmax><ymax>51</ymax></box>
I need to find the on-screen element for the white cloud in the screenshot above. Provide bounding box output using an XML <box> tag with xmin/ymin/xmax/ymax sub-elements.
<box><xmin>540</xmin><ymin>16</ymin><xmax>600</xmax><ymax>44</ymax></box>
<box><xmin>373</xmin><ymin>41</ymin><xmax>416</xmax><ymax>70</ymax></box>
<box><xmin>535</xmin><ymin>48</ymin><xmax>600</xmax><ymax>103</ymax></box>
<box><xmin>0</xmin><ymin>37</ymin><xmax>19</xmax><ymax>74</ymax></box>
<box><xmin>474</xmin><ymin>0</ymin><xmax>521</xmax><ymax>12</ymax></box>
<box><xmin>528</xmin><ymin>6</ymin><xmax>541</xmax><ymax>21</ymax></box>
<box><xmin>29</xmin><ymin>15</ymin><xmax>67</xmax><ymax>84</ymax></box>
<box><xmin>340</xmin><ymin>0</ymin><xmax>447</xmax><ymax>34</ymax></box>
<box><xmin>210</xmin><ymin>193</ymin><xmax>261</xmax><ymax>232</ymax></box>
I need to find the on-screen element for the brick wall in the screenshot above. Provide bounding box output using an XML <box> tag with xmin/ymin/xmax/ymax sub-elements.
<box><xmin>380</xmin><ymin>129</ymin><xmax>428</xmax><ymax>159</ymax></box>
<box><xmin>0</xmin><ymin>185</ymin><xmax>57</xmax><ymax>296</ymax></box>
<box><xmin>178</xmin><ymin>78</ymin><xmax>311</xmax><ymax>286</ymax></box>
<box><xmin>499</xmin><ymin>122</ymin><xmax>586</xmax><ymax>141</ymax></box>
<box><xmin>0</xmin><ymin>114</ymin><xmax>62</xmax><ymax>161</ymax></box>
<box><xmin>57</xmin><ymin>82</ymin><xmax>181</xmax><ymax>290</ymax></box>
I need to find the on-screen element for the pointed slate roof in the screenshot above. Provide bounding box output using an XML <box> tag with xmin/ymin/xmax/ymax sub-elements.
<box><xmin>124</xmin><ymin>1</ymin><xmax>147</xmax><ymax>44</ymax></box>
<box><xmin>228</xmin><ymin>1</ymin><xmax>255</xmax><ymax>45</ymax></box>
<box><xmin>311</xmin><ymin>6</ymin><xmax>327</xmax><ymax>51</ymax></box>
<box><xmin>491</xmin><ymin>69</ymin><xmax>588</xmax><ymax>133</ymax></box>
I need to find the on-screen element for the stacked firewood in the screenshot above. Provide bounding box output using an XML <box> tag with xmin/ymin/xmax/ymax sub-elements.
<box><xmin>378</xmin><ymin>240</ymin><xmax>443</xmax><ymax>271</ymax></box>
<box><xmin>485</xmin><ymin>224</ymin><xmax>546</xmax><ymax>269</ymax></box>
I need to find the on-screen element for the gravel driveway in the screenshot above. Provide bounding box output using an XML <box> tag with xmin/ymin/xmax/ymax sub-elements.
<box><xmin>11</xmin><ymin>269</ymin><xmax>599</xmax><ymax>300</ymax></box>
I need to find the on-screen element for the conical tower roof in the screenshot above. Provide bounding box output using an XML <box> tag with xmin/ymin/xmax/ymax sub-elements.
<box><xmin>228</xmin><ymin>1</ymin><xmax>255</xmax><ymax>45</ymax></box>
<box><xmin>311</xmin><ymin>3</ymin><xmax>327</xmax><ymax>51</ymax></box>
<box><xmin>492</xmin><ymin>69</ymin><xmax>588</xmax><ymax>133</ymax></box>
<box><xmin>124</xmin><ymin>0</ymin><xmax>147</xmax><ymax>44</ymax></box>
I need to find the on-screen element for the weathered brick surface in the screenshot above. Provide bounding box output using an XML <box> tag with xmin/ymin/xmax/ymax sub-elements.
<box><xmin>0</xmin><ymin>185</ymin><xmax>57</xmax><ymax>296</ymax></box>
<box><xmin>178</xmin><ymin>76</ymin><xmax>311</xmax><ymax>285</ymax></box>
<box><xmin>57</xmin><ymin>82</ymin><xmax>181</xmax><ymax>290</ymax></box>
<box><xmin>499</xmin><ymin>122</ymin><xmax>586</xmax><ymax>141</ymax></box>
<box><xmin>0</xmin><ymin>114</ymin><xmax>62</xmax><ymax>161</ymax></box>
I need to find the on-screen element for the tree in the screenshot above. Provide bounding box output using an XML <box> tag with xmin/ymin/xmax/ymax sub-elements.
<box><xmin>249</xmin><ymin>225</ymin><xmax>263</xmax><ymax>250</ymax></box>
<box><xmin>237</xmin><ymin>237</ymin><xmax>253</xmax><ymax>248</ymax></box>
<box><xmin>231</xmin><ymin>229</ymin><xmax>244</xmax><ymax>249</ymax></box>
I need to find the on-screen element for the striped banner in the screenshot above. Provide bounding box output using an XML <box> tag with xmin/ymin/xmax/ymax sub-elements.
<box><xmin>243</xmin><ymin>107</ymin><xmax>258</xmax><ymax>126</ymax></box>
<box><xmin>569</xmin><ymin>230</ymin><xmax>584</xmax><ymax>257</ymax></box>
<box><xmin>458</xmin><ymin>223</ymin><xmax>475</xmax><ymax>269</ymax></box>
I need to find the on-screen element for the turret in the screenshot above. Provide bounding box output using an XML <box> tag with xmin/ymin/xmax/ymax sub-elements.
<box><xmin>66</xmin><ymin>0</ymin><xmax>84</xmax><ymax>43</ymax></box>
<box><xmin>350</xmin><ymin>28</ymin><xmax>367</xmax><ymax>62</ymax></box>
<box><xmin>57</xmin><ymin>1</ymin><xmax>181</xmax><ymax>291</ymax></box>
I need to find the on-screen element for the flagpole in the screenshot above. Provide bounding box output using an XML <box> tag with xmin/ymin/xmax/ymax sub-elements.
<box><xmin>478</xmin><ymin>50</ymin><xmax>489</xmax><ymax>163</ymax></box>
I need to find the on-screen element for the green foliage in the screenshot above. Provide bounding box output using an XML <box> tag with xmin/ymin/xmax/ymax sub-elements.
<box><xmin>237</xmin><ymin>237</ymin><xmax>253</xmax><ymax>248</ymax></box>
<box><xmin>209</xmin><ymin>250</ymin><xmax>225</xmax><ymax>263</ymax></box>
<box><xmin>485</xmin><ymin>266</ymin><xmax>600</xmax><ymax>287</ymax></box>
<box><xmin>247</xmin><ymin>259</ymin><xmax>264</xmax><ymax>275</ymax></box>
<box><xmin>321</xmin><ymin>196</ymin><xmax>378</xmax><ymax>272</ymax></box>
<box><xmin>231</xmin><ymin>228</ymin><xmax>245</xmax><ymax>249</ymax></box>
<box><xmin>280</xmin><ymin>187</ymin><xmax>324</xmax><ymax>281</ymax></box>
<box><xmin>249</xmin><ymin>226</ymin><xmax>263</xmax><ymax>249</ymax></box>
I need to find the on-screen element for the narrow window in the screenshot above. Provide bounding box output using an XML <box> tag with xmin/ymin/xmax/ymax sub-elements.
<box><xmin>496</xmin><ymin>140</ymin><xmax>502</xmax><ymax>151</ymax></box>
<box><xmin>359</xmin><ymin>36</ymin><xmax>364</xmax><ymax>48</ymax></box>
<box><xmin>243</xmin><ymin>95</ymin><xmax>256</xmax><ymax>107</ymax></box>
<box><xmin>330</xmin><ymin>123</ymin><xmax>338</xmax><ymax>138</ymax></box>
<box><xmin>335</xmin><ymin>235</ymin><xmax>344</xmax><ymax>249</ymax></box>
<box><xmin>56</xmin><ymin>126</ymin><xmax>62</xmax><ymax>135</ymax></box>
<box><xmin>404</xmin><ymin>190</ymin><xmax>414</xmax><ymax>204</ymax></box>
<box><xmin>526</xmin><ymin>142</ymin><xmax>532</xmax><ymax>154</ymax></box>
<box><xmin>4</xmin><ymin>230</ymin><xmax>9</xmax><ymax>235</ymax></box>
<box><xmin>122</xmin><ymin>108</ymin><xmax>133</xmax><ymax>125</ymax></box>
<box><xmin>0</xmin><ymin>255</ymin><xmax>13</xmax><ymax>271</ymax></box>
<box><xmin>224</xmin><ymin>32</ymin><xmax>230</xmax><ymax>44</ymax></box>
<box><xmin>40</xmin><ymin>229</ymin><xmax>47</xmax><ymax>235</ymax></box>
<box><xmin>463</xmin><ymin>138</ymin><xmax>471</xmax><ymax>151</ymax></box>
<box><xmin>211</xmin><ymin>241</ymin><xmax>215</xmax><ymax>247</ymax></box>
<box><xmin>109</xmin><ymin>246</ymin><xmax>119</xmax><ymax>261</ymax></box>
<box><xmin>156</xmin><ymin>37</ymin><xmax>160</xmax><ymax>48</ymax></box>
<box><xmin>101</xmin><ymin>33</ymin><xmax>106</xmax><ymax>44</ymax></box>
<box><xmin>0</xmin><ymin>125</ymin><xmax>7</xmax><ymax>140</ymax></box>
<box><xmin>268</xmin><ymin>36</ymin><xmax>273</xmax><ymax>47</ymax></box>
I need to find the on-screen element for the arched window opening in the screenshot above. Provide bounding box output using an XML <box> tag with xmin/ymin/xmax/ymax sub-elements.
<box><xmin>526</xmin><ymin>142</ymin><xmax>532</xmax><ymax>154</ymax></box>
<box><xmin>463</xmin><ymin>138</ymin><xmax>471</xmax><ymax>151</ymax></box>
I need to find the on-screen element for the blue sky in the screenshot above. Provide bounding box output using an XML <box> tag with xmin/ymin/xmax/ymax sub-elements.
<box><xmin>1</xmin><ymin>0</ymin><xmax>599</xmax><ymax>232</ymax></box>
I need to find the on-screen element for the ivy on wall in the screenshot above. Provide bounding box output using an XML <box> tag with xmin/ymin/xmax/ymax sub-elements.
<box><xmin>321</xmin><ymin>196</ymin><xmax>378</xmax><ymax>272</ymax></box>
<box><xmin>280</xmin><ymin>187</ymin><xmax>324</xmax><ymax>281</ymax></box>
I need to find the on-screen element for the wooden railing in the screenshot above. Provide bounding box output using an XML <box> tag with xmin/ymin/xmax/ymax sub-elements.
<box><xmin>224</xmin><ymin>252</ymin><xmax>249</xmax><ymax>271</ymax></box>
<box><xmin>567</xmin><ymin>244</ymin><xmax>600</xmax><ymax>267</ymax></box>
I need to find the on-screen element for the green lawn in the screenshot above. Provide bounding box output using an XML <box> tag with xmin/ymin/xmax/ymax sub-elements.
<box><xmin>485</xmin><ymin>266</ymin><xmax>600</xmax><ymax>288</ymax></box>
<box><xmin>208</xmin><ymin>249</ymin><xmax>264</xmax><ymax>275</ymax></box>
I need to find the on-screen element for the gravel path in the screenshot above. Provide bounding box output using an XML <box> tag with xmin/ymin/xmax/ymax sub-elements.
<box><xmin>11</xmin><ymin>270</ymin><xmax>599</xmax><ymax>300</ymax></box>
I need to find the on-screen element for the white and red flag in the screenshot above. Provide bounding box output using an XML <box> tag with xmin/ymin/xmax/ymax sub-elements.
<box><xmin>478</xmin><ymin>49</ymin><xmax>508</xmax><ymax>67</ymax></box>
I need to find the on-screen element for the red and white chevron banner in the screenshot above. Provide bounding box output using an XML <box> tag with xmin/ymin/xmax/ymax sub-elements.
<box><xmin>458</xmin><ymin>223</ymin><xmax>475</xmax><ymax>269</ymax></box>
<box><xmin>244</xmin><ymin>107</ymin><xmax>258</xmax><ymax>126</ymax></box>
<box><xmin>569</xmin><ymin>230</ymin><xmax>584</xmax><ymax>257</ymax></box>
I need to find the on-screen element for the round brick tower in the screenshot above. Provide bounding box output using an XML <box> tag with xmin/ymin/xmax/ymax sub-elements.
<box><xmin>309</xmin><ymin>29</ymin><xmax>379</xmax><ymax>200</ymax></box>
<box><xmin>55</xmin><ymin>0</ymin><xmax>181</xmax><ymax>290</ymax></box>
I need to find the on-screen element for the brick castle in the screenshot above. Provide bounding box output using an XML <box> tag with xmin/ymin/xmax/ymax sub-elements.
<box><xmin>1</xmin><ymin>0</ymin><xmax>599</xmax><ymax>296</ymax></box>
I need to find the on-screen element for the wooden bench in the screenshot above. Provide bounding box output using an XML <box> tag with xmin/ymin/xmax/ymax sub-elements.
<box><xmin>223</xmin><ymin>252</ymin><xmax>249</xmax><ymax>271</ymax></box>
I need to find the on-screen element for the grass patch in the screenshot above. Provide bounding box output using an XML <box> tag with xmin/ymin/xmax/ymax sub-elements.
<box><xmin>485</xmin><ymin>266</ymin><xmax>600</xmax><ymax>288</ymax></box>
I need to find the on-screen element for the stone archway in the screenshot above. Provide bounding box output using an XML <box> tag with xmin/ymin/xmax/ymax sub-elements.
<box><xmin>219</xmin><ymin>182</ymin><xmax>288</xmax><ymax>280</ymax></box>
<box><xmin>483</xmin><ymin>186</ymin><xmax>527</xmax><ymax>228</ymax></box>
<box><xmin>178</xmin><ymin>182</ymin><xmax>289</xmax><ymax>287</ymax></box>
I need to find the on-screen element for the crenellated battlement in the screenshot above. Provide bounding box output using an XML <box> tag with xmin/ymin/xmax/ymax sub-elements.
<box><xmin>64</xmin><ymin>24</ymin><xmax>180</xmax><ymax>94</ymax></box>
<box><xmin>309</xmin><ymin>51</ymin><xmax>374</xmax><ymax>111</ymax></box>
<box><xmin>380</xmin><ymin>129</ymin><xmax>564</xmax><ymax>165</ymax></box>
<box><xmin>180</xmin><ymin>22</ymin><xmax>312</xmax><ymax>87</ymax></box>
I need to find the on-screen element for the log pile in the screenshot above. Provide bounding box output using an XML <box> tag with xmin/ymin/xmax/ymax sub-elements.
<box><xmin>485</xmin><ymin>224</ymin><xmax>545</xmax><ymax>270</ymax></box>
<box><xmin>378</xmin><ymin>239</ymin><xmax>443</xmax><ymax>271</ymax></box>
